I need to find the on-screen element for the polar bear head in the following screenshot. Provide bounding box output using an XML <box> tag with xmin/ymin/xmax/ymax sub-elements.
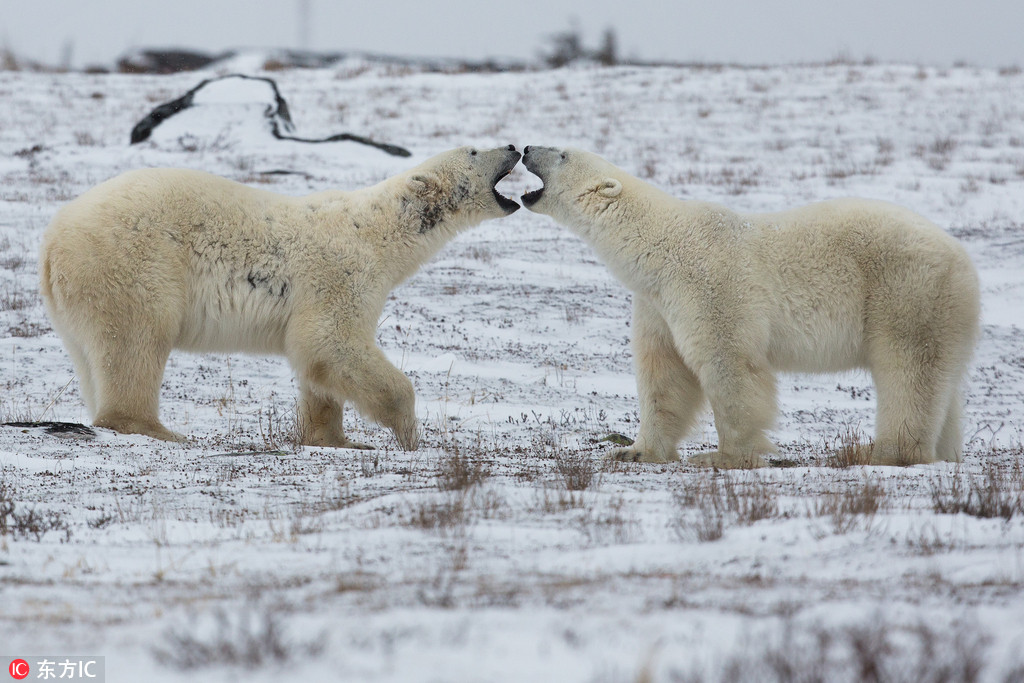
<box><xmin>400</xmin><ymin>145</ymin><xmax>522</xmax><ymax>234</ymax></box>
<box><xmin>520</xmin><ymin>146</ymin><xmax>625</xmax><ymax>227</ymax></box>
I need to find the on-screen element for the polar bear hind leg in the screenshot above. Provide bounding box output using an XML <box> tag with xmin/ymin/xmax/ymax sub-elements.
<box><xmin>868</xmin><ymin>331</ymin><xmax>962</xmax><ymax>465</ymax></box>
<box><xmin>47</xmin><ymin>264</ymin><xmax>184</xmax><ymax>441</ymax></box>
<box><xmin>610</xmin><ymin>298</ymin><xmax>702</xmax><ymax>463</ymax></box>
<box><xmin>91</xmin><ymin>330</ymin><xmax>183</xmax><ymax>442</ymax></box>
<box><xmin>60</xmin><ymin>332</ymin><xmax>98</xmax><ymax>417</ymax></box>
<box><xmin>873</xmin><ymin>348</ymin><xmax>972</xmax><ymax>465</ymax></box>
<box><xmin>935</xmin><ymin>388</ymin><xmax>965</xmax><ymax>462</ymax></box>
<box><xmin>870</xmin><ymin>365</ymin><xmax>940</xmax><ymax>465</ymax></box>
<box><xmin>869</xmin><ymin>284</ymin><xmax>977</xmax><ymax>466</ymax></box>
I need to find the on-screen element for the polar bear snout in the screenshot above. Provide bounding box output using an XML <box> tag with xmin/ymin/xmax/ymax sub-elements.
<box><xmin>521</xmin><ymin>145</ymin><xmax>564</xmax><ymax>208</ymax></box>
<box><xmin>522</xmin><ymin>145</ymin><xmax>564</xmax><ymax>171</ymax></box>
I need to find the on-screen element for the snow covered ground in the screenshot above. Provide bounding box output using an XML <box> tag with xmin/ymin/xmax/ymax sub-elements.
<box><xmin>1</xmin><ymin>59</ymin><xmax>1023</xmax><ymax>681</ymax></box>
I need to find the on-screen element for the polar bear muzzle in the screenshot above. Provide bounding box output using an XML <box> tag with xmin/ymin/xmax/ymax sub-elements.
<box><xmin>520</xmin><ymin>145</ymin><xmax>565</xmax><ymax>208</ymax></box>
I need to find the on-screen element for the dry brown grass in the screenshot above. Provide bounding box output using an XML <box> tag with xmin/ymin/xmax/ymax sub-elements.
<box><xmin>152</xmin><ymin>601</ymin><xmax>325</xmax><ymax>670</ymax></box>
<box><xmin>677</xmin><ymin>614</ymin><xmax>1008</xmax><ymax>683</ymax></box>
<box><xmin>931</xmin><ymin>460</ymin><xmax>1024</xmax><ymax>520</ymax></box>
<box><xmin>578</xmin><ymin>494</ymin><xmax>639</xmax><ymax>545</ymax></box>
<box><xmin>0</xmin><ymin>284</ymin><xmax>36</xmax><ymax>312</ymax></box>
<box><xmin>555</xmin><ymin>450</ymin><xmax>597</xmax><ymax>491</ymax></box>
<box><xmin>0</xmin><ymin>477</ymin><xmax>73</xmax><ymax>542</ymax></box>
<box><xmin>826</xmin><ymin>428</ymin><xmax>876</xmax><ymax>468</ymax></box>
<box><xmin>437</xmin><ymin>441</ymin><xmax>489</xmax><ymax>491</ymax></box>
<box><xmin>403</xmin><ymin>494</ymin><xmax>469</xmax><ymax>533</ymax></box>
<box><xmin>810</xmin><ymin>476</ymin><xmax>887</xmax><ymax>534</ymax></box>
<box><xmin>536</xmin><ymin>485</ymin><xmax>588</xmax><ymax>514</ymax></box>
<box><xmin>673</xmin><ymin>472</ymin><xmax>779</xmax><ymax>542</ymax></box>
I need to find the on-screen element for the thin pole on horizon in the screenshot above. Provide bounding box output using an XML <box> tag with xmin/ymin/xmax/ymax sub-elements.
<box><xmin>298</xmin><ymin>0</ymin><xmax>311</xmax><ymax>50</ymax></box>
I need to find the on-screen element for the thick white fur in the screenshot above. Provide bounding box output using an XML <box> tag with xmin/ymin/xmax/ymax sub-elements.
<box><xmin>40</xmin><ymin>145</ymin><xmax>521</xmax><ymax>447</ymax></box>
<box><xmin>522</xmin><ymin>146</ymin><xmax>980</xmax><ymax>468</ymax></box>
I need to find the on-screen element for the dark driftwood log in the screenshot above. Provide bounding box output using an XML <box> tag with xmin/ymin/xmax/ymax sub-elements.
<box><xmin>3</xmin><ymin>421</ymin><xmax>98</xmax><ymax>438</ymax></box>
<box><xmin>129</xmin><ymin>73</ymin><xmax>411</xmax><ymax>157</ymax></box>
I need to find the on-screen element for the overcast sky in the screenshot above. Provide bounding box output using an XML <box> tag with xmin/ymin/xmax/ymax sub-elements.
<box><xmin>4</xmin><ymin>0</ymin><xmax>1024</xmax><ymax>69</ymax></box>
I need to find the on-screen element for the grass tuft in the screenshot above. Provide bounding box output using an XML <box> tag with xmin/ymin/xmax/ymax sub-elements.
<box><xmin>437</xmin><ymin>441</ymin><xmax>489</xmax><ymax>491</ymax></box>
<box><xmin>810</xmin><ymin>476</ymin><xmax>887</xmax><ymax>534</ymax></box>
<box><xmin>673</xmin><ymin>472</ymin><xmax>778</xmax><ymax>542</ymax></box>
<box><xmin>555</xmin><ymin>450</ymin><xmax>596</xmax><ymax>491</ymax></box>
<box><xmin>152</xmin><ymin>603</ymin><xmax>325</xmax><ymax>670</ymax></box>
<box><xmin>680</xmin><ymin>614</ymin><xmax>1005</xmax><ymax>683</ymax></box>
<box><xmin>0</xmin><ymin>478</ymin><xmax>72</xmax><ymax>542</ymax></box>
<box><xmin>931</xmin><ymin>461</ymin><xmax>1024</xmax><ymax>520</ymax></box>
<box><xmin>826</xmin><ymin>429</ymin><xmax>874</xmax><ymax>468</ymax></box>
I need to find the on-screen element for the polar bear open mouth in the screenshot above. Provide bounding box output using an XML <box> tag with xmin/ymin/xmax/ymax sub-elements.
<box><xmin>521</xmin><ymin>185</ymin><xmax>544</xmax><ymax>207</ymax></box>
<box><xmin>491</xmin><ymin>157</ymin><xmax>522</xmax><ymax>214</ymax></box>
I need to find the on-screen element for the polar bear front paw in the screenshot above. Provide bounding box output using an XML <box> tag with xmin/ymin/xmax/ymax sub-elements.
<box><xmin>94</xmin><ymin>416</ymin><xmax>186</xmax><ymax>443</ymax></box>
<box><xmin>340</xmin><ymin>439</ymin><xmax>375</xmax><ymax>451</ymax></box>
<box><xmin>608</xmin><ymin>447</ymin><xmax>642</xmax><ymax>462</ymax></box>
<box><xmin>607</xmin><ymin>447</ymin><xmax>679</xmax><ymax>463</ymax></box>
<box><xmin>688</xmin><ymin>451</ymin><xmax>767</xmax><ymax>469</ymax></box>
<box><xmin>300</xmin><ymin>425</ymin><xmax>376</xmax><ymax>450</ymax></box>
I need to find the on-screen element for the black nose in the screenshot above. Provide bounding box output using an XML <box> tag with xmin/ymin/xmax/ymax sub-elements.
<box><xmin>524</xmin><ymin>146</ymin><xmax>531</xmax><ymax>154</ymax></box>
<box><xmin>506</xmin><ymin>144</ymin><xmax>516</xmax><ymax>151</ymax></box>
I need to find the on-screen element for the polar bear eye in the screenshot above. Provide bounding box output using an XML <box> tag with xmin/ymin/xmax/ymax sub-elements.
<box><xmin>560</xmin><ymin>152</ymin><xmax>567</xmax><ymax>160</ymax></box>
<box><xmin>470</xmin><ymin>149</ymin><xmax>478</xmax><ymax>156</ymax></box>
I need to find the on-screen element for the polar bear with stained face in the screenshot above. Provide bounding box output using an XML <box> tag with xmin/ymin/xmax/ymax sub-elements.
<box><xmin>40</xmin><ymin>145</ymin><xmax>522</xmax><ymax>448</ymax></box>
<box><xmin>521</xmin><ymin>146</ymin><xmax>979</xmax><ymax>468</ymax></box>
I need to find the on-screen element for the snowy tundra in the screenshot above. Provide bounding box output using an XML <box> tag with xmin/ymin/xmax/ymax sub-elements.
<box><xmin>1</xmin><ymin>59</ymin><xmax>1023</xmax><ymax>682</ymax></box>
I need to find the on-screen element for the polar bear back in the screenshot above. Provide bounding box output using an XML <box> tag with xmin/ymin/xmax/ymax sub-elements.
<box><xmin>42</xmin><ymin>168</ymin><xmax>362</xmax><ymax>355</ymax></box>
<box><xmin>738</xmin><ymin>198</ymin><xmax>977</xmax><ymax>373</ymax></box>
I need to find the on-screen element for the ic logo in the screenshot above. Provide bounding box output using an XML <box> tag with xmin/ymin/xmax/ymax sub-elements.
<box><xmin>8</xmin><ymin>659</ymin><xmax>29</xmax><ymax>680</ymax></box>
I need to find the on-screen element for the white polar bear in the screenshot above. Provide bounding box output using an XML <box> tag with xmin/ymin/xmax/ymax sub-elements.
<box><xmin>521</xmin><ymin>146</ymin><xmax>980</xmax><ymax>468</ymax></box>
<box><xmin>40</xmin><ymin>145</ymin><xmax>522</xmax><ymax>448</ymax></box>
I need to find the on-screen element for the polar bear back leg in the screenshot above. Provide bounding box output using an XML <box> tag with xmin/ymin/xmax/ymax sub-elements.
<box><xmin>933</xmin><ymin>319</ymin><xmax>976</xmax><ymax>463</ymax></box>
<box><xmin>867</xmin><ymin>258</ymin><xmax>978</xmax><ymax>465</ymax></box>
<box><xmin>61</xmin><ymin>333</ymin><xmax>98</xmax><ymax>417</ymax></box>
<box><xmin>45</xmin><ymin>241</ymin><xmax>186</xmax><ymax>442</ymax></box>
<box><xmin>609</xmin><ymin>297</ymin><xmax>703</xmax><ymax>463</ymax></box>
<box><xmin>870</xmin><ymin>348</ymin><xmax>954</xmax><ymax>465</ymax></box>
<box><xmin>935</xmin><ymin>276</ymin><xmax>980</xmax><ymax>463</ymax></box>
<box><xmin>868</xmin><ymin>320</ymin><xmax>974</xmax><ymax>465</ymax></box>
<box><xmin>935</xmin><ymin>388</ymin><xmax>965</xmax><ymax>462</ymax></box>
<box><xmin>42</xmin><ymin>246</ymin><xmax>98</xmax><ymax>416</ymax></box>
<box><xmin>870</xmin><ymin>362</ymin><xmax>938</xmax><ymax>464</ymax></box>
<box><xmin>89</xmin><ymin>320</ymin><xmax>182</xmax><ymax>442</ymax></box>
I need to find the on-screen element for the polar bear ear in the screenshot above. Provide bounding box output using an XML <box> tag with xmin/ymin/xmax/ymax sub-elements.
<box><xmin>598</xmin><ymin>178</ymin><xmax>622</xmax><ymax>198</ymax></box>
<box><xmin>407</xmin><ymin>173</ymin><xmax>439</xmax><ymax>196</ymax></box>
